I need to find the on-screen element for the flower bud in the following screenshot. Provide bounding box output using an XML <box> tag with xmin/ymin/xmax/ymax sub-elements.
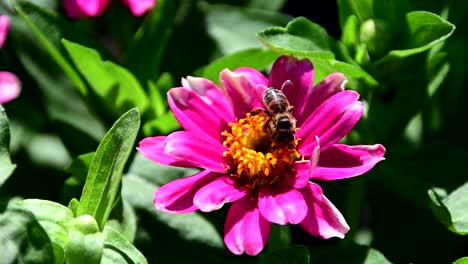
<box><xmin>359</xmin><ymin>19</ymin><xmax>392</xmax><ymax>58</ymax></box>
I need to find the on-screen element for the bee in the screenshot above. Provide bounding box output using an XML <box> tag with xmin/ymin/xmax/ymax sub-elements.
<box><xmin>261</xmin><ymin>87</ymin><xmax>296</xmax><ymax>143</ymax></box>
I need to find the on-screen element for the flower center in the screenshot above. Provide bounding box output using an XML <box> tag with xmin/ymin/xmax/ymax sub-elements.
<box><xmin>221</xmin><ymin>111</ymin><xmax>301</xmax><ymax>189</ymax></box>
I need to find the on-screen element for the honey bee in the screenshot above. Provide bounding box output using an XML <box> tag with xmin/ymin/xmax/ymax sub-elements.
<box><xmin>261</xmin><ymin>87</ymin><xmax>296</xmax><ymax>143</ymax></box>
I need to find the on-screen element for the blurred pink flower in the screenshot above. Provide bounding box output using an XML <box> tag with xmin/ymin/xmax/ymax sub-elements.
<box><xmin>138</xmin><ymin>55</ymin><xmax>385</xmax><ymax>256</ymax></box>
<box><xmin>0</xmin><ymin>16</ymin><xmax>21</xmax><ymax>104</ymax></box>
<box><xmin>0</xmin><ymin>15</ymin><xmax>9</xmax><ymax>48</ymax></box>
<box><xmin>63</xmin><ymin>0</ymin><xmax>155</xmax><ymax>18</ymax></box>
<box><xmin>0</xmin><ymin>72</ymin><xmax>21</xmax><ymax>104</ymax></box>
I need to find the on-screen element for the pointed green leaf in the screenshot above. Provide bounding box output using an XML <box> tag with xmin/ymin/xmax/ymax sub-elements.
<box><xmin>201</xmin><ymin>48</ymin><xmax>279</xmax><ymax>85</ymax></box>
<box><xmin>429</xmin><ymin>182</ymin><xmax>468</xmax><ymax>235</ymax></box>
<box><xmin>62</xmin><ymin>40</ymin><xmax>150</xmax><ymax>117</ymax></box>
<box><xmin>0</xmin><ymin>106</ymin><xmax>16</xmax><ymax>187</ymax></box>
<box><xmin>77</xmin><ymin>108</ymin><xmax>141</xmax><ymax>230</ymax></box>
<box><xmin>102</xmin><ymin>225</ymin><xmax>147</xmax><ymax>264</ymax></box>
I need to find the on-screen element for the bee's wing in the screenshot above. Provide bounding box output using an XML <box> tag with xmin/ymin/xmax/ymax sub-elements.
<box><xmin>280</xmin><ymin>80</ymin><xmax>294</xmax><ymax>105</ymax></box>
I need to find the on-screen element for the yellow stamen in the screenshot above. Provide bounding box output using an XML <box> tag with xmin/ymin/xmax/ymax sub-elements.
<box><xmin>222</xmin><ymin>112</ymin><xmax>301</xmax><ymax>189</ymax></box>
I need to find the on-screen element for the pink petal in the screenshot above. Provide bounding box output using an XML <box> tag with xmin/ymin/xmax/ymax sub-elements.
<box><xmin>137</xmin><ymin>136</ymin><xmax>195</xmax><ymax>168</ymax></box>
<box><xmin>122</xmin><ymin>0</ymin><xmax>155</xmax><ymax>16</ymax></box>
<box><xmin>0</xmin><ymin>72</ymin><xmax>21</xmax><ymax>104</ymax></box>
<box><xmin>296</xmin><ymin>73</ymin><xmax>347</xmax><ymax>126</ymax></box>
<box><xmin>194</xmin><ymin>176</ymin><xmax>247</xmax><ymax>212</ymax></box>
<box><xmin>258</xmin><ymin>187</ymin><xmax>307</xmax><ymax>225</ymax></box>
<box><xmin>292</xmin><ymin>161</ymin><xmax>311</xmax><ymax>189</ymax></box>
<box><xmin>299</xmin><ymin>182</ymin><xmax>350</xmax><ymax>238</ymax></box>
<box><xmin>154</xmin><ymin>170</ymin><xmax>222</xmax><ymax>213</ymax></box>
<box><xmin>297</xmin><ymin>90</ymin><xmax>362</xmax><ymax>155</ymax></box>
<box><xmin>224</xmin><ymin>195</ymin><xmax>270</xmax><ymax>256</ymax></box>
<box><xmin>0</xmin><ymin>15</ymin><xmax>10</xmax><ymax>48</ymax></box>
<box><xmin>168</xmin><ymin>87</ymin><xmax>231</xmax><ymax>142</ymax></box>
<box><xmin>312</xmin><ymin>144</ymin><xmax>386</xmax><ymax>181</ymax></box>
<box><xmin>233</xmin><ymin>67</ymin><xmax>269</xmax><ymax>87</ymax></box>
<box><xmin>269</xmin><ymin>55</ymin><xmax>314</xmax><ymax>106</ymax></box>
<box><xmin>63</xmin><ymin>0</ymin><xmax>110</xmax><ymax>18</ymax></box>
<box><xmin>182</xmin><ymin>76</ymin><xmax>234</xmax><ymax>122</ymax></box>
<box><xmin>294</xmin><ymin>136</ymin><xmax>320</xmax><ymax>188</ymax></box>
<box><xmin>164</xmin><ymin>131</ymin><xmax>227</xmax><ymax>172</ymax></box>
<box><xmin>220</xmin><ymin>69</ymin><xmax>262</xmax><ymax>118</ymax></box>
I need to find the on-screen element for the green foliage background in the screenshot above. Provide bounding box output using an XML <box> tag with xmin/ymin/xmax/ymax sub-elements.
<box><xmin>0</xmin><ymin>0</ymin><xmax>466</xmax><ymax>263</ymax></box>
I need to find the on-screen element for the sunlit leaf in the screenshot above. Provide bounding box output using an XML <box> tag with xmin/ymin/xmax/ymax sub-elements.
<box><xmin>9</xmin><ymin>199</ymin><xmax>75</xmax><ymax>264</ymax></box>
<box><xmin>0</xmin><ymin>209</ymin><xmax>55</xmax><ymax>263</ymax></box>
<box><xmin>429</xmin><ymin>182</ymin><xmax>468</xmax><ymax>235</ymax></box>
<box><xmin>62</xmin><ymin>40</ymin><xmax>150</xmax><ymax>117</ymax></box>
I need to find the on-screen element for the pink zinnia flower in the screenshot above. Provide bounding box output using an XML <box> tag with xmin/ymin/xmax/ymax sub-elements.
<box><xmin>137</xmin><ymin>55</ymin><xmax>386</xmax><ymax>256</ymax></box>
<box><xmin>0</xmin><ymin>15</ymin><xmax>9</xmax><ymax>48</ymax></box>
<box><xmin>63</xmin><ymin>0</ymin><xmax>155</xmax><ymax>18</ymax></box>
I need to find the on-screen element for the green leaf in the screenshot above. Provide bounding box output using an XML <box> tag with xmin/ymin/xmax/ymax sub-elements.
<box><xmin>77</xmin><ymin>108</ymin><xmax>141</xmax><ymax>230</ymax></box>
<box><xmin>429</xmin><ymin>182</ymin><xmax>468</xmax><ymax>235</ymax></box>
<box><xmin>9</xmin><ymin>199</ymin><xmax>75</xmax><ymax>264</ymax></box>
<box><xmin>259</xmin><ymin>246</ymin><xmax>309</xmax><ymax>264</ymax></box>
<box><xmin>10</xmin><ymin>2</ymin><xmax>106</xmax><ymax>154</ymax></box>
<box><xmin>62</xmin><ymin>39</ymin><xmax>150</xmax><ymax>117</ymax></box>
<box><xmin>147</xmin><ymin>73</ymin><xmax>174</xmax><ymax>118</ymax></box>
<box><xmin>124</xmin><ymin>0</ymin><xmax>178</xmax><ymax>83</ymax></box>
<box><xmin>106</xmin><ymin>199</ymin><xmax>137</xmax><ymax>243</ymax></box>
<box><xmin>66</xmin><ymin>152</ymin><xmax>95</xmax><ymax>182</ymax></box>
<box><xmin>66</xmin><ymin>215</ymin><xmax>103</xmax><ymax>264</ymax></box>
<box><xmin>257</xmin><ymin>17</ymin><xmax>335</xmax><ymax>59</ymax></box>
<box><xmin>13</xmin><ymin>1</ymin><xmax>87</xmax><ymax>94</ymax></box>
<box><xmin>454</xmin><ymin>257</ymin><xmax>468</xmax><ymax>264</ymax></box>
<box><xmin>201</xmin><ymin>48</ymin><xmax>279</xmax><ymax>85</ymax></box>
<box><xmin>0</xmin><ymin>106</ymin><xmax>16</xmax><ymax>187</ymax></box>
<box><xmin>0</xmin><ymin>209</ymin><xmax>55</xmax><ymax>264</ymax></box>
<box><xmin>102</xmin><ymin>225</ymin><xmax>148</xmax><ymax>264</ymax></box>
<box><xmin>368</xmin><ymin>11</ymin><xmax>455</xmax><ymax>77</ymax></box>
<box><xmin>142</xmin><ymin>111</ymin><xmax>180</xmax><ymax>136</ymax></box>
<box><xmin>310</xmin><ymin>57</ymin><xmax>377</xmax><ymax>86</ymax></box>
<box><xmin>203</xmin><ymin>3</ymin><xmax>292</xmax><ymax>54</ymax></box>
<box><xmin>337</xmin><ymin>0</ymin><xmax>374</xmax><ymax>27</ymax></box>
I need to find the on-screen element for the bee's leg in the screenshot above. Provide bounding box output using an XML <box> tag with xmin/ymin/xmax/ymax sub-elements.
<box><xmin>251</xmin><ymin>107</ymin><xmax>266</xmax><ymax>116</ymax></box>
